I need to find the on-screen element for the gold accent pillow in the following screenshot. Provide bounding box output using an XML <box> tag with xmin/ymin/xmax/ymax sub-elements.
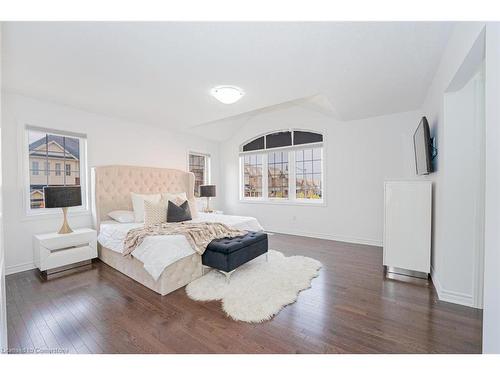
<box><xmin>144</xmin><ymin>200</ymin><xmax>167</xmax><ymax>226</ymax></box>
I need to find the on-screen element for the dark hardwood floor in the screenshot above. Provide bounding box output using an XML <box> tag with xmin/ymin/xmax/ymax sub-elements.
<box><xmin>6</xmin><ymin>233</ymin><xmax>482</xmax><ymax>354</ymax></box>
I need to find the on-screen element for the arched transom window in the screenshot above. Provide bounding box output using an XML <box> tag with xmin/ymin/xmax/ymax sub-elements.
<box><xmin>240</xmin><ymin>130</ymin><xmax>324</xmax><ymax>203</ymax></box>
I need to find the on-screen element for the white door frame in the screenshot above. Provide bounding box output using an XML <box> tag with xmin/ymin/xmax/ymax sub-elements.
<box><xmin>439</xmin><ymin>28</ymin><xmax>486</xmax><ymax>309</ymax></box>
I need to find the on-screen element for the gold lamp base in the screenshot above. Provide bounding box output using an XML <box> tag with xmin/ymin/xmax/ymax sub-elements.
<box><xmin>203</xmin><ymin>197</ymin><xmax>215</xmax><ymax>213</ymax></box>
<box><xmin>58</xmin><ymin>207</ymin><xmax>73</xmax><ymax>234</ymax></box>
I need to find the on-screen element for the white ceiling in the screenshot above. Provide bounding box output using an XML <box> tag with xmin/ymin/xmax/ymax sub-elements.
<box><xmin>2</xmin><ymin>22</ymin><xmax>454</xmax><ymax>136</ymax></box>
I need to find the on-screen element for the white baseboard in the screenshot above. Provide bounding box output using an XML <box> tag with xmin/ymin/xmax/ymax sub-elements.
<box><xmin>431</xmin><ymin>266</ymin><xmax>476</xmax><ymax>308</ymax></box>
<box><xmin>6</xmin><ymin>262</ymin><xmax>36</xmax><ymax>275</ymax></box>
<box><xmin>266</xmin><ymin>228</ymin><xmax>382</xmax><ymax>247</ymax></box>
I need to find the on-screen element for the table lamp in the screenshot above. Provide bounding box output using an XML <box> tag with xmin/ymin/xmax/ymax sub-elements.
<box><xmin>44</xmin><ymin>186</ymin><xmax>82</xmax><ymax>234</ymax></box>
<box><xmin>199</xmin><ymin>185</ymin><xmax>216</xmax><ymax>213</ymax></box>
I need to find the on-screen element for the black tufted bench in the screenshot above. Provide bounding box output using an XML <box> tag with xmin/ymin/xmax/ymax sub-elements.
<box><xmin>202</xmin><ymin>231</ymin><xmax>268</xmax><ymax>282</ymax></box>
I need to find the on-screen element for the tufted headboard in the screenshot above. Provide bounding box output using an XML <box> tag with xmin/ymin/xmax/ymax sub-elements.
<box><xmin>91</xmin><ymin>165</ymin><xmax>197</xmax><ymax>230</ymax></box>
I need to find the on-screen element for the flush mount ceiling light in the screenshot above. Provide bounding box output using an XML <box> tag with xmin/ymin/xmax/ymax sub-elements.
<box><xmin>210</xmin><ymin>85</ymin><xmax>244</xmax><ymax>104</ymax></box>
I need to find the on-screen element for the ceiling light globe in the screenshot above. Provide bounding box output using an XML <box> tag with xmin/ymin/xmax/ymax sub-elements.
<box><xmin>210</xmin><ymin>86</ymin><xmax>244</xmax><ymax>104</ymax></box>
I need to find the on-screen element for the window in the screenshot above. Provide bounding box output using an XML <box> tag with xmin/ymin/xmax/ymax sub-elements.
<box><xmin>242</xmin><ymin>136</ymin><xmax>264</xmax><ymax>152</ymax></box>
<box><xmin>26</xmin><ymin>127</ymin><xmax>86</xmax><ymax>212</ymax></box>
<box><xmin>243</xmin><ymin>154</ymin><xmax>263</xmax><ymax>198</ymax></box>
<box><xmin>188</xmin><ymin>152</ymin><xmax>210</xmax><ymax>197</ymax></box>
<box><xmin>295</xmin><ymin>148</ymin><xmax>322</xmax><ymax>199</ymax></box>
<box><xmin>266</xmin><ymin>131</ymin><xmax>292</xmax><ymax>149</ymax></box>
<box><xmin>268</xmin><ymin>151</ymin><xmax>288</xmax><ymax>198</ymax></box>
<box><xmin>31</xmin><ymin>161</ymin><xmax>39</xmax><ymax>175</ymax></box>
<box><xmin>240</xmin><ymin>130</ymin><xmax>324</xmax><ymax>203</ymax></box>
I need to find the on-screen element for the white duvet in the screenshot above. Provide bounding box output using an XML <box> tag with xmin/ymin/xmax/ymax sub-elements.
<box><xmin>97</xmin><ymin>213</ymin><xmax>264</xmax><ymax>281</ymax></box>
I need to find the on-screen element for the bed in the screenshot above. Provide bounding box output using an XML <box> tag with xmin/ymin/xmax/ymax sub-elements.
<box><xmin>91</xmin><ymin>165</ymin><xmax>263</xmax><ymax>296</ymax></box>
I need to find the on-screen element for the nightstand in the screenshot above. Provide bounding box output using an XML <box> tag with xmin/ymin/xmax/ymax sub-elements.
<box><xmin>34</xmin><ymin>228</ymin><xmax>97</xmax><ymax>277</ymax></box>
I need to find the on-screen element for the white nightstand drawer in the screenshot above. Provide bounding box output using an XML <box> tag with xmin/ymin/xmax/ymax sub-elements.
<box><xmin>39</xmin><ymin>244</ymin><xmax>96</xmax><ymax>271</ymax></box>
<box><xmin>36</xmin><ymin>228</ymin><xmax>96</xmax><ymax>251</ymax></box>
<box><xmin>34</xmin><ymin>228</ymin><xmax>97</xmax><ymax>272</ymax></box>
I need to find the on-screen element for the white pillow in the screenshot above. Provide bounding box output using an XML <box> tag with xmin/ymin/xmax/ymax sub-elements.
<box><xmin>108</xmin><ymin>210</ymin><xmax>135</xmax><ymax>223</ymax></box>
<box><xmin>131</xmin><ymin>192</ymin><xmax>162</xmax><ymax>222</ymax></box>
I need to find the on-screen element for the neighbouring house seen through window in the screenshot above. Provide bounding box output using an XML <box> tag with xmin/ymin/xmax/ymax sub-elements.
<box><xmin>188</xmin><ymin>152</ymin><xmax>210</xmax><ymax>197</ymax></box>
<box><xmin>268</xmin><ymin>151</ymin><xmax>289</xmax><ymax>198</ymax></box>
<box><xmin>27</xmin><ymin>128</ymin><xmax>85</xmax><ymax>210</ymax></box>
<box><xmin>296</xmin><ymin>148</ymin><xmax>322</xmax><ymax>199</ymax></box>
<box><xmin>243</xmin><ymin>154</ymin><xmax>263</xmax><ymax>198</ymax></box>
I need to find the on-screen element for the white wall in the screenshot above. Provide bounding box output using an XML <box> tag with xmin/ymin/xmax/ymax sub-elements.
<box><xmin>483</xmin><ymin>22</ymin><xmax>500</xmax><ymax>354</ymax></box>
<box><xmin>420</xmin><ymin>23</ymin><xmax>487</xmax><ymax>308</ymax></box>
<box><xmin>0</xmin><ymin>22</ymin><xmax>8</xmax><ymax>353</ymax></box>
<box><xmin>220</xmin><ymin>103</ymin><xmax>420</xmax><ymax>246</ymax></box>
<box><xmin>1</xmin><ymin>92</ymin><xmax>220</xmax><ymax>274</ymax></box>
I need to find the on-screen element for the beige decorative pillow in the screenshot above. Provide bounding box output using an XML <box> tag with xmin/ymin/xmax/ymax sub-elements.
<box><xmin>144</xmin><ymin>200</ymin><xmax>167</xmax><ymax>226</ymax></box>
<box><xmin>188</xmin><ymin>198</ymin><xmax>199</xmax><ymax>219</ymax></box>
<box><xmin>131</xmin><ymin>192</ymin><xmax>162</xmax><ymax>222</ymax></box>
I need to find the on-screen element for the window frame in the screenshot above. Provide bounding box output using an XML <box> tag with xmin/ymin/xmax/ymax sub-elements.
<box><xmin>187</xmin><ymin>151</ymin><xmax>211</xmax><ymax>197</ymax></box>
<box><xmin>241</xmin><ymin>151</ymin><xmax>265</xmax><ymax>201</ymax></box>
<box><xmin>266</xmin><ymin>149</ymin><xmax>290</xmax><ymax>200</ymax></box>
<box><xmin>23</xmin><ymin>125</ymin><xmax>89</xmax><ymax>218</ymax></box>
<box><xmin>239</xmin><ymin>129</ymin><xmax>326</xmax><ymax>206</ymax></box>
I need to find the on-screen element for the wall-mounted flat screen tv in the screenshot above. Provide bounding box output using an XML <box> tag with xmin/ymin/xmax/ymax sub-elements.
<box><xmin>413</xmin><ymin>116</ymin><xmax>433</xmax><ymax>175</ymax></box>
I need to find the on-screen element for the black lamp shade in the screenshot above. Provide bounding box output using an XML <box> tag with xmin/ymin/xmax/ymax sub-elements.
<box><xmin>199</xmin><ymin>185</ymin><xmax>216</xmax><ymax>198</ymax></box>
<box><xmin>44</xmin><ymin>186</ymin><xmax>82</xmax><ymax>208</ymax></box>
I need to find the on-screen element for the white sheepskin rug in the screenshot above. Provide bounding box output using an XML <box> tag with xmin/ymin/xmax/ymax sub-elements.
<box><xmin>185</xmin><ymin>250</ymin><xmax>322</xmax><ymax>323</ymax></box>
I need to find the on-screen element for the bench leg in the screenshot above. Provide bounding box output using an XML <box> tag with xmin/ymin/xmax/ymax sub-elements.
<box><xmin>202</xmin><ymin>266</ymin><xmax>207</xmax><ymax>276</ymax></box>
<box><xmin>219</xmin><ymin>270</ymin><xmax>235</xmax><ymax>284</ymax></box>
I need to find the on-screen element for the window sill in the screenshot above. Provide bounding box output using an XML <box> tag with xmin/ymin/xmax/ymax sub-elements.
<box><xmin>238</xmin><ymin>199</ymin><xmax>326</xmax><ymax>207</ymax></box>
<box><xmin>21</xmin><ymin>208</ymin><xmax>91</xmax><ymax>222</ymax></box>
